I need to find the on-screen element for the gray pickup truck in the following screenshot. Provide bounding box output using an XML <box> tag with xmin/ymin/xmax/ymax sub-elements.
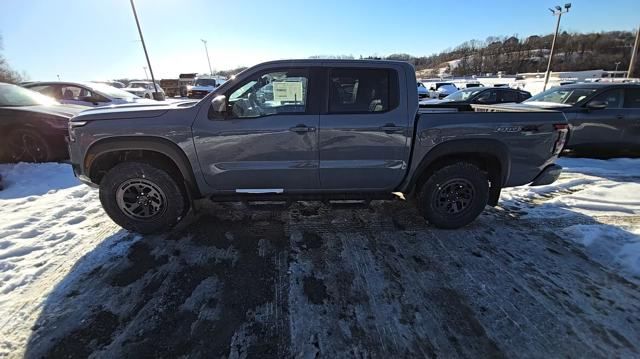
<box><xmin>68</xmin><ymin>60</ymin><xmax>568</xmax><ymax>233</ymax></box>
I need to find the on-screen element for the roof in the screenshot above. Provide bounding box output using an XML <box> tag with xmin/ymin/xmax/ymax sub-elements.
<box><xmin>558</xmin><ymin>82</ymin><xmax>640</xmax><ymax>89</ymax></box>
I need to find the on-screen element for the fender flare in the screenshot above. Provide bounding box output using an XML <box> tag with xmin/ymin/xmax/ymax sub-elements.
<box><xmin>406</xmin><ymin>139</ymin><xmax>511</xmax><ymax>202</ymax></box>
<box><xmin>84</xmin><ymin>136</ymin><xmax>201</xmax><ymax>197</ymax></box>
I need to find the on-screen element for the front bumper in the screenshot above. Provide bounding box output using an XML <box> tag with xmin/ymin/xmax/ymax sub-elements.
<box><xmin>530</xmin><ymin>164</ymin><xmax>562</xmax><ymax>186</ymax></box>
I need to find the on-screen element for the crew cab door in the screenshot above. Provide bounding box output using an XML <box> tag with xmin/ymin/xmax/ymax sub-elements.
<box><xmin>572</xmin><ymin>89</ymin><xmax>625</xmax><ymax>150</ymax></box>
<box><xmin>192</xmin><ymin>67</ymin><xmax>320</xmax><ymax>192</ymax></box>
<box><xmin>622</xmin><ymin>88</ymin><xmax>640</xmax><ymax>148</ymax></box>
<box><xmin>318</xmin><ymin>66</ymin><xmax>411</xmax><ymax>191</ymax></box>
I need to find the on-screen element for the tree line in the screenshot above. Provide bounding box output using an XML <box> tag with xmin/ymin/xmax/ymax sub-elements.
<box><xmin>384</xmin><ymin>31</ymin><xmax>639</xmax><ymax>77</ymax></box>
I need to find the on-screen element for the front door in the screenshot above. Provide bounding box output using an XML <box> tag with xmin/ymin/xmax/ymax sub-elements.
<box><xmin>572</xmin><ymin>89</ymin><xmax>625</xmax><ymax>150</ymax></box>
<box><xmin>318</xmin><ymin>67</ymin><xmax>411</xmax><ymax>191</ymax></box>
<box><xmin>192</xmin><ymin>68</ymin><xmax>320</xmax><ymax>193</ymax></box>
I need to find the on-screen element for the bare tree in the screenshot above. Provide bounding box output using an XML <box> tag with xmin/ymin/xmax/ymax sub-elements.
<box><xmin>0</xmin><ymin>35</ymin><xmax>23</xmax><ymax>84</ymax></box>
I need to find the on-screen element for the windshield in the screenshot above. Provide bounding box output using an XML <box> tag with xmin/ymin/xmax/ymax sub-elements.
<box><xmin>436</xmin><ymin>83</ymin><xmax>454</xmax><ymax>90</ymax></box>
<box><xmin>195</xmin><ymin>79</ymin><xmax>217</xmax><ymax>87</ymax></box>
<box><xmin>525</xmin><ymin>87</ymin><xmax>597</xmax><ymax>106</ymax></box>
<box><xmin>87</xmin><ymin>82</ymin><xmax>139</xmax><ymax>99</ymax></box>
<box><xmin>0</xmin><ymin>83</ymin><xmax>59</xmax><ymax>106</ymax></box>
<box><xmin>443</xmin><ymin>88</ymin><xmax>485</xmax><ymax>101</ymax></box>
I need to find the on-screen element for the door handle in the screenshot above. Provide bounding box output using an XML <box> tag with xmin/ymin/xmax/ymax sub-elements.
<box><xmin>380</xmin><ymin>123</ymin><xmax>404</xmax><ymax>134</ymax></box>
<box><xmin>289</xmin><ymin>124</ymin><xmax>316</xmax><ymax>133</ymax></box>
<box><xmin>616</xmin><ymin>114</ymin><xmax>624</xmax><ymax>120</ymax></box>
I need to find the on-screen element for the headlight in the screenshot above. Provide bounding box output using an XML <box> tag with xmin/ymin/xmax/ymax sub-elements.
<box><xmin>68</xmin><ymin>121</ymin><xmax>87</xmax><ymax>142</ymax></box>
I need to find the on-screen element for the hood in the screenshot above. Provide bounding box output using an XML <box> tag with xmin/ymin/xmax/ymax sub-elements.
<box><xmin>12</xmin><ymin>104</ymin><xmax>87</xmax><ymax>118</ymax></box>
<box><xmin>419</xmin><ymin>99</ymin><xmax>465</xmax><ymax>107</ymax></box>
<box><xmin>71</xmin><ymin>102</ymin><xmax>175</xmax><ymax>122</ymax></box>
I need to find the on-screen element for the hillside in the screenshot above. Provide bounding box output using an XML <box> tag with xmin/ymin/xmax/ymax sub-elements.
<box><xmin>386</xmin><ymin>31</ymin><xmax>639</xmax><ymax>77</ymax></box>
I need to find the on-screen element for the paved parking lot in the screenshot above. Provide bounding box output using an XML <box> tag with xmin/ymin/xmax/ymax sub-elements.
<box><xmin>22</xmin><ymin>197</ymin><xmax>640</xmax><ymax>358</ymax></box>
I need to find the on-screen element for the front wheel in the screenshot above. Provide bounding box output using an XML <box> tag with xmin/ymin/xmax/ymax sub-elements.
<box><xmin>6</xmin><ymin>128</ymin><xmax>52</xmax><ymax>162</ymax></box>
<box><xmin>417</xmin><ymin>162</ymin><xmax>489</xmax><ymax>229</ymax></box>
<box><xmin>99</xmin><ymin>162</ymin><xmax>189</xmax><ymax>234</ymax></box>
<box><xmin>144</xmin><ymin>93</ymin><xmax>151</xmax><ymax>99</ymax></box>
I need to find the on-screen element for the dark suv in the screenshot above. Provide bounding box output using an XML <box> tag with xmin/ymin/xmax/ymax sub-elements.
<box><xmin>491</xmin><ymin>83</ymin><xmax>640</xmax><ymax>154</ymax></box>
<box><xmin>420</xmin><ymin>87</ymin><xmax>531</xmax><ymax>111</ymax></box>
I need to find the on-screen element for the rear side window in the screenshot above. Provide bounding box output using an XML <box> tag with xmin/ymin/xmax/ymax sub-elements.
<box><xmin>499</xmin><ymin>90</ymin><xmax>518</xmax><ymax>103</ymax></box>
<box><xmin>624</xmin><ymin>89</ymin><xmax>640</xmax><ymax>108</ymax></box>
<box><xmin>328</xmin><ymin>68</ymin><xmax>398</xmax><ymax>113</ymax></box>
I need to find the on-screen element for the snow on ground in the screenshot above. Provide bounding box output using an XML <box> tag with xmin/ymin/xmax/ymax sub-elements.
<box><xmin>501</xmin><ymin>157</ymin><xmax>640</xmax><ymax>279</ymax></box>
<box><xmin>0</xmin><ymin>163</ymin><xmax>131</xmax><ymax>355</ymax></box>
<box><xmin>0</xmin><ymin>157</ymin><xmax>639</xmax><ymax>356</ymax></box>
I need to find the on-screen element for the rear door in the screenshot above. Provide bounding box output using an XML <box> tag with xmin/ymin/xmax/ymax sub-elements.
<box><xmin>621</xmin><ymin>88</ymin><xmax>640</xmax><ymax>149</ymax></box>
<box><xmin>318</xmin><ymin>66</ymin><xmax>411</xmax><ymax>191</ymax></box>
<box><xmin>571</xmin><ymin>89</ymin><xmax>625</xmax><ymax>150</ymax></box>
<box><xmin>192</xmin><ymin>67</ymin><xmax>320</xmax><ymax>192</ymax></box>
<box><xmin>497</xmin><ymin>89</ymin><xmax>518</xmax><ymax>104</ymax></box>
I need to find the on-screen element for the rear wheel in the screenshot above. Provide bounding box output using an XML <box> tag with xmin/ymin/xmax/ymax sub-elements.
<box><xmin>6</xmin><ymin>128</ymin><xmax>52</xmax><ymax>162</ymax></box>
<box><xmin>99</xmin><ymin>162</ymin><xmax>189</xmax><ymax>234</ymax></box>
<box><xmin>144</xmin><ymin>93</ymin><xmax>151</xmax><ymax>99</ymax></box>
<box><xmin>417</xmin><ymin>162</ymin><xmax>489</xmax><ymax>229</ymax></box>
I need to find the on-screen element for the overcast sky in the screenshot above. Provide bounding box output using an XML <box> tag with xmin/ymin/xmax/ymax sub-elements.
<box><xmin>1</xmin><ymin>0</ymin><xmax>639</xmax><ymax>81</ymax></box>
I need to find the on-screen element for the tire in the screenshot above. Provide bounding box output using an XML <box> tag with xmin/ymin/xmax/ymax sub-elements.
<box><xmin>145</xmin><ymin>93</ymin><xmax>151</xmax><ymax>99</ymax></box>
<box><xmin>417</xmin><ymin>162</ymin><xmax>489</xmax><ymax>229</ymax></box>
<box><xmin>99</xmin><ymin>162</ymin><xmax>189</xmax><ymax>234</ymax></box>
<box><xmin>6</xmin><ymin>128</ymin><xmax>52</xmax><ymax>163</ymax></box>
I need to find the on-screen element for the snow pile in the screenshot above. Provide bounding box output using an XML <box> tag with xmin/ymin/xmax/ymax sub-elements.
<box><xmin>0</xmin><ymin>163</ymin><xmax>126</xmax><ymax>355</ymax></box>
<box><xmin>502</xmin><ymin>157</ymin><xmax>640</xmax><ymax>278</ymax></box>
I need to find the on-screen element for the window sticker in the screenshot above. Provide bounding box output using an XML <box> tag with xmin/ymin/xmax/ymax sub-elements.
<box><xmin>272</xmin><ymin>81</ymin><xmax>303</xmax><ymax>102</ymax></box>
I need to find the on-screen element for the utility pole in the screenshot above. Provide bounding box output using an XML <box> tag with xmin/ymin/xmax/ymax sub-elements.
<box><xmin>628</xmin><ymin>26</ymin><xmax>639</xmax><ymax>78</ymax></box>
<box><xmin>542</xmin><ymin>3</ymin><xmax>571</xmax><ymax>92</ymax></box>
<box><xmin>130</xmin><ymin>0</ymin><xmax>159</xmax><ymax>97</ymax></box>
<box><xmin>201</xmin><ymin>39</ymin><xmax>213</xmax><ymax>76</ymax></box>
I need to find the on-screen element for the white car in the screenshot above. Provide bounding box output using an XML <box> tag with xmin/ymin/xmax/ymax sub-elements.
<box><xmin>417</xmin><ymin>82</ymin><xmax>429</xmax><ymax>99</ymax></box>
<box><xmin>187</xmin><ymin>76</ymin><xmax>225</xmax><ymax>99</ymax></box>
<box><xmin>424</xmin><ymin>82</ymin><xmax>459</xmax><ymax>99</ymax></box>
<box><xmin>23</xmin><ymin>81</ymin><xmax>155</xmax><ymax>107</ymax></box>
<box><xmin>123</xmin><ymin>81</ymin><xmax>165</xmax><ymax>99</ymax></box>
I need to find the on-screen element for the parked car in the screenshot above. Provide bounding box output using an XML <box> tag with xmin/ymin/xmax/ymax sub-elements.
<box><xmin>420</xmin><ymin>87</ymin><xmax>532</xmax><ymax>111</ymax></box>
<box><xmin>482</xmin><ymin>83</ymin><xmax>640</xmax><ymax>154</ymax></box>
<box><xmin>24</xmin><ymin>81</ymin><xmax>154</xmax><ymax>107</ymax></box>
<box><xmin>424</xmin><ymin>82</ymin><xmax>458</xmax><ymax>99</ymax></box>
<box><xmin>92</xmin><ymin>80</ymin><xmax>125</xmax><ymax>89</ymax></box>
<box><xmin>68</xmin><ymin>59</ymin><xmax>567</xmax><ymax>234</ymax></box>
<box><xmin>123</xmin><ymin>81</ymin><xmax>165</xmax><ymax>99</ymax></box>
<box><xmin>187</xmin><ymin>76</ymin><xmax>225</xmax><ymax>99</ymax></box>
<box><xmin>0</xmin><ymin>83</ymin><xmax>84</xmax><ymax>162</ymax></box>
<box><xmin>417</xmin><ymin>82</ymin><xmax>429</xmax><ymax>99</ymax></box>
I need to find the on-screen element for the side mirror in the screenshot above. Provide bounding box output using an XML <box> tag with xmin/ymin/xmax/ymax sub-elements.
<box><xmin>209</xmin><ymin>95</ymin><xmax>227</xmax><ymax>119</ymax></box>
<box><xmin>586</xmin><ymin>100</ymin><xmax>607</xmax><ymax>110</ymax></box>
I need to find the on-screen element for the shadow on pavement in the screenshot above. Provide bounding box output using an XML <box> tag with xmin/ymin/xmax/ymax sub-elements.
<box><xmin>24</xmin><ymin>200</ymin><xmax>640</xmax><ymax>358</ymax></box>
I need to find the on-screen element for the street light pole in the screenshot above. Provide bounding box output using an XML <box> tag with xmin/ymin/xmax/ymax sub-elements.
<box><xmin>143</xmin><ymin>66</ymin><xmax>149</xmax><ymax>80</ymax></box>
<box><xmin>628</xmin><ymin>26</ymin><xmax>639</xmax><ymax>78</ymax></box>
<box><xmin>542</xmin><ymin>3</ymin><xmax>571</xmax><ymax>92</ymax></box>
<box><xmin>614</xmin><ymin>62</ymin><xmax>621</xmax><ymax>73</ymax></box>
<box><xmin>201</xmin><ymin>39</ymin><xmax>213</xmax><ymax>76</ymax></box>
<box><xmin>130</xmin><ymin>0</ymin><xmax>159</xmax><ymax>96</ymax></box>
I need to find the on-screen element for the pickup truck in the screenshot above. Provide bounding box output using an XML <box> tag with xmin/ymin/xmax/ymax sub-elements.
<box><xmin>67</xmin><ymin>59</ymin><xmax>568</xmax><ymax>234</ymax></box>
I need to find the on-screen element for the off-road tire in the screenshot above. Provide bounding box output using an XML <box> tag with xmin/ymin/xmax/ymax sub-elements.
<box><xmin>417</xmin><ymin>162</ymin><xmax>489</xmax><ymax>229</ymax></box>
<box><xmin>99</xmin><ymin>162</ymin><xmax>189</xmax><ymax>234</ymax></box>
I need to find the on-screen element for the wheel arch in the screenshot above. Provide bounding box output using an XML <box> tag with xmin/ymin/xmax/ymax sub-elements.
<box><xmin>407</xmin><ymin>139</ymin><xmax>510</xmax><ymax>206</ymax></box>
<box><xmin>84</xmin><ymin>136</ymin><xmax>202</xmax><ymax>198</ymax></box>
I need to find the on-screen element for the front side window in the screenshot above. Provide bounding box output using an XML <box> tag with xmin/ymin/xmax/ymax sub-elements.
<box><xmin>228</xmin><ymin>69</ymin><xmax>308</xmax><ymax>118</ymax></box>
<box><xmin>329</xmin><ymin>68</ymin><xmax>391</xmax><ymax>113</ymax></box>
<box><xmin>475</xmin><ymin>90</ymin><xmax>498</xmax><ymax>103</ymax></box>
<box><xmin>61</xmin><ymin>86</ymin><xmax>92</xmax><ymax>100</ymax></box>
<box><xmin>590</xmin><ymin>89</ymin><xmax>623</xmax><ymax>109</ymax></box>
